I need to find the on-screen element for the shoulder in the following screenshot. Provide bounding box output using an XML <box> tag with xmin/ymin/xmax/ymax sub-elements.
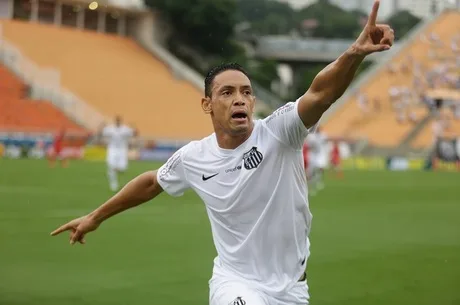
<box><xmin>103</xmin><ymin>125</ymin><xmax>114</xmax><ymax>132</ymax></box>
<box><xmin>122</xmin><ymin>125</ymin><xmax>133</xmax><ymax>131</ymax></box>
<box><xmin>262</xmin><ymin>101</ymin><xmax>298</xmax><ymax>125</ymax></box>
<box><xmin>175</xmin><ymin>134</ymin><xmax>215</xmax><ymax>163</ymax></box>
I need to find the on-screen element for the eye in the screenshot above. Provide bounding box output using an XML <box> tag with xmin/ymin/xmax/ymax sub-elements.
<box><xmin>222</xmin><ymin>91</ymin><xmax>231</xmax><ymax>96</ymax></box>
<box><xmin>244</xmin><ymin>90</ymin><xmax>251</xmax><ymax>95</ymax></box>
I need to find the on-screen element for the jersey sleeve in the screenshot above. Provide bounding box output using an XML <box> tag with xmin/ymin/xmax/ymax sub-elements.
<box><xmin>263</xmin><ymin>98</ymin><xmax>317</xmax><ymax>150</ymax></box>
<box><xmin>156</xmin><ymin>146</ymin><xmax>190</xmax><ymax>197</ymax></box>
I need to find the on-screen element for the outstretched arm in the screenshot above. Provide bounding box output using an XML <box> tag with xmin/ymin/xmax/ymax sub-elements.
<box><xmin>90</xmin><ymin>171</ymin><xmax>162</xmax><ymax>222</ymax></box>
<box><xmin>298</xmin><ymin>0</ymin><xmax>394</xmax><ymax>128</ymax></box>
<box><xmin>51</xmin><ymin>146</ymin><xmax>190</xmax><ymax>245</ymax></box>
<box><xmin>51</xmin><ymin>171</ymin><xmax>163</xmax><ymax>244</ymax></box>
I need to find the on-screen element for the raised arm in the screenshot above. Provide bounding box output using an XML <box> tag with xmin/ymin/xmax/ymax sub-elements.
<box><xmin>50</xmin><ymin>171</ymin><xmax>163</xmax><ymax>244</ymax></box>
<box><xmin>298</xmin><ymin>0</ymin><xmax>394</xmax><ymax>128</ymax></box>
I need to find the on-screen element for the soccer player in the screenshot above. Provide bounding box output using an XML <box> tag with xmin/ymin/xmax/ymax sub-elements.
<box><xmin>50</xmin><ymin>3</ymin><xmax>393</xmax><ymax>304</ymax></box>
<box><xmin>305</xmin><ymin>127</ymin><xmax>328</xmax><ymax>195</ymax></box>
<box><xmin>330</xmin><ymin>139</ymin><xmax>343</xmax><ymax>179</ymax></box>
<box><xmin>99</xmin><ymin>116</ymin><xmax>137</xmax><ymax>191</ymax></box>
<box><xmin>302</xmin><ymin>140</ymin><xmax>310</xmax><ymax>180</ymax></box>
<box><xmin>48</xmin><ymin>127</ymin><xmax>68</xmax><ymax>168</ymax></box>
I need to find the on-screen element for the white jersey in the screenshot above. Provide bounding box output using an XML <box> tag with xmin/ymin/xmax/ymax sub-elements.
<box><xmin>102</xmin><ymin>124</ymin><xmax>134</xmax><ymax>151</ymax></box>
<box><xmin>157</xmin><ymin>100</ymin><xmax>315</xmax><ymax>295</ymax></box>
<box><xmin>307</xmin><ymin>132</ymin><xmax>327</xmax><ymax>161</ymax></box>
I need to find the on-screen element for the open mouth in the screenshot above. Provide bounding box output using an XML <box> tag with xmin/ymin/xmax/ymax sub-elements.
<box><xmin>231</xmin><ymin>111</ymin><xmax>248</xmax><ymax>122</ymax></box>
<box><xmin>232</xmin><ymin>113</ymin><xmax>247</xmax><ymax>119</ymax></box>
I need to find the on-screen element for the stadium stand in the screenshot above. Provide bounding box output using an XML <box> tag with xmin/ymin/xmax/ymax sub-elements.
<box><xmin>412</xmin><ymin>108</ymin><xmax>460</xmax><ymax>148</ymax></box>
<box><xmin>0</xmin><ymin>19</ymin><xmax>213</xmax><ymax>141</ymax></box>
<box><xmin>0</xmin><ymin>63</ymin><xmax>85</xmax><ymax>133</ymax></box>
<box><xmin>407</xmin><ymin>11</ymin><xmax>460</xmax><ymax>148</ymax></box>
<box><xmin>322</xmin><ymin>10</ymin><xmax>460</xmax><ymax>149</ymax></box>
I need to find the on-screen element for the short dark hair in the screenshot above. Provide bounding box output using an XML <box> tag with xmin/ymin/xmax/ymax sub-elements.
<box><xmin>204</xmin><ymin>62</ymin><xmax>249</xmax><ymax>98</ymax></box>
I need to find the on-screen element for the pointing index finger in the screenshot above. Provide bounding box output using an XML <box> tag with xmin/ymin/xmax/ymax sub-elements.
<box><xmin>367</xmin><ymin>0</ymin><xmax>380</xmax><ymax>26</ymax></box>
<box><xmin>50</xmin><ymin>223</ymin><xmax>71</xmax><ymax>236</ymax></box>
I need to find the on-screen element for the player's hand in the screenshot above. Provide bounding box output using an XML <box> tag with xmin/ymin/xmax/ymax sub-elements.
<box><xmin>353</xmin><ymin>0</ymin><xmax>395</xmax><ymax>55</ymax></box>
<box><xmin>50</xmin><ymin>215</ymin><xmax>101</xmax><ymax>245</ymax></box>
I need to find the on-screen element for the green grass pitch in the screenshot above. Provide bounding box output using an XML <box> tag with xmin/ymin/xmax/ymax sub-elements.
<box><xmin>0</xmin><ymin>159</ymin><xmax>459</xmax><ymax>305</ymax></box>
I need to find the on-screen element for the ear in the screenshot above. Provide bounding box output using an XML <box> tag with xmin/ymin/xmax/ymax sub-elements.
<box><xmin>201</xmin><ymin>97</ymin><xmax>212</xmax><ymax>114</ymax></box>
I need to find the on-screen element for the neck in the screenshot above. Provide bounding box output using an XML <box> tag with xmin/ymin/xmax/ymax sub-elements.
<box><xmin>215</xmin><ymin>125</ymin><xmax>254</xmax><ymax>150</ymax></box>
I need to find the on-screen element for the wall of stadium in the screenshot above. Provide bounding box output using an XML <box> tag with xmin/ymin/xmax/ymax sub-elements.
<box><xmin>0</xmin><ymin>132</ymin><xmax>188</xmax><ymax>162</ymax></box>
<box><xmin>1</xmin><ymin>132</ymin><xmax>459</xmax><ymax>172</ymax></box>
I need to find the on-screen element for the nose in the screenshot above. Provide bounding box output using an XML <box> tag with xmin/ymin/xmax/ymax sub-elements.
<box><xmin>233</xmin><ymin>93</ymin><xmax>245</xmax><ymax>106</ymax></box>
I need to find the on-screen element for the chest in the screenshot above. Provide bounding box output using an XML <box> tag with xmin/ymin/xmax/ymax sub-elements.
<box><xmin>109</xmin><ymin>129</ymin><xmax>128</xmax><ymax>141</ymax></box>
<box><xmin>193</xmin><ymin>147</ymin><xmax>271</xmax><ymax>192</ymax></box>
<box><xmin>186</xmin><ymin>135</ymin><xmax>299</xmax><ymax>210</ymax></box>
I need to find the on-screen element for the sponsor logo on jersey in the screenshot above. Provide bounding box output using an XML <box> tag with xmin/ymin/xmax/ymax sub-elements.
<box><xmin>225</xmin><ymin>165</ymin><xmax>242</xmax><ymax>173</ymax></box>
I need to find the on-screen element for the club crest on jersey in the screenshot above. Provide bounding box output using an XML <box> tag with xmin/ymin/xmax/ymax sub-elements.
<box><xmin>229</xmin><ymin>297</ymin><xmax>246</xmax><ymax>305</ymax></box>
<box><xmin>243</xmin><ymin>146</ymin><xmax>263</xmax><ymax>170</ymax></box>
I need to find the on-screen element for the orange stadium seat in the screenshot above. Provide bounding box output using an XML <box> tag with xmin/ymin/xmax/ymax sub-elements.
<box><xmin>323</xmin><ymin>10</ymin><xmax>460</xmax><ymax>148</ymax></box>
<box><xmin>0</xmin><ymin>64</ymin><xmax>86</xmax><ymax>133</ymax></box>
<box><xmin>0</xmin><ymin>20</ymin><xmax>213</xmax><ymax>140</ymax></box>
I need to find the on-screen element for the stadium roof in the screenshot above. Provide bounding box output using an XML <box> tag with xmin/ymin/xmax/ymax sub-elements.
<box><xmin>40</xmin><ymin>0</ymin><xmax>150</xmax><ymax>14</ymax></box>
<box><xmin>255</xmin><ymin>35</ymin><xmax>399</xmax><ymax>62</ymax></box>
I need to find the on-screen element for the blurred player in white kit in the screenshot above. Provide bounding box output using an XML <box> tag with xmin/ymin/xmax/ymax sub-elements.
<box><xmin>99</xmin><ymin>116</ymin><xmax>137</xmax><ymax>191</ymax></box>
<box><xmin>306</xmin><ymin>126</ymin><xmax>328</xmax><ymax>195</ymax></box>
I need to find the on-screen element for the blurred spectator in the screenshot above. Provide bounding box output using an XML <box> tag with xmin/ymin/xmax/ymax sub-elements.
<box><xmin>432</xmin><ymin>115</ymin><xmax>445</xmax><ymax>145</ymax></box>
<box><xmin>453</xmin><ymin>102</ymin><xmax>460</xmax><ymax>120</ymax></box>
<box><xmin>373</xmin><ymin>97</ymin><xmax>381</xmax><ymax>113</ymax></box>
<box><xmin>357</xmin><ymin>92</ymin><xmax>369</xmax><ymax>114</ymax></box>
<box><xmin>389</xmin><ymin>85</ymin><xmax>400</xmax><ymax>107</ymax></box>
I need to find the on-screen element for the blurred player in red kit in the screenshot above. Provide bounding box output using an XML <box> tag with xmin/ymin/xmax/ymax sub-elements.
<box><xmin>330</xmin><ymin>139</ymin><xmax>343</xmax><ymax>178</ymax></box>
<box><xmin>302</xmin><ymin>140</ymin><xmax>310</xmax><ymax>180</ymax></box>
<box><xmin>49</xmin><ymin>128</ymin><xmax>68</xmax><ymax>168</ymax></box>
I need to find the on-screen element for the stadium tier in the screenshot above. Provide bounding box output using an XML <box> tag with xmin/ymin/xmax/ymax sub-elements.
<box><xmin>412</xmin><ymin>111</ymin><xmax>460</xmax><ymax>148</ymax></box>
<box><xmin>0</xmin><ymin>64</ymin><xmax>86</xmax><ymax>133</ymax></box>
<box><xmin>0</xmin><ymin>19</ymin><xmax>213</xmax><ymax>140</ymax></box>
<box><xmin>408</xmin><ymin>11</ymin><xmax>460</xmax><ymax>148</ymax></box>
<box><xmin>323</xmin><ymin>10</ymin><xmax>460</xmax><ymax>148</ymax></box>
